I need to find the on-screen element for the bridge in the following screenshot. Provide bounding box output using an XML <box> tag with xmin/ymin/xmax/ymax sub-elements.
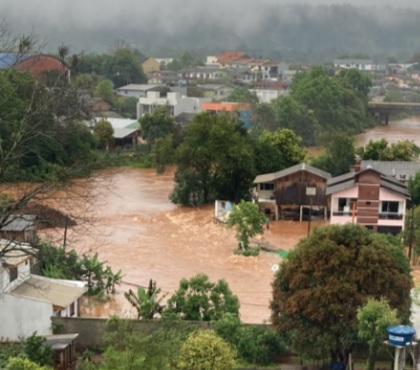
<box><xmin>367</xmin><ymin>102</ymin><xmax>420</xmax><ymax>124</ymax></box>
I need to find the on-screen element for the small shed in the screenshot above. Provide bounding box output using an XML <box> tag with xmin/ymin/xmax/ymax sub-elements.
<box><xmin>253</xmin><ymin>163</ymin><xmax>331</xmax><ymax>221</ymax></box>
<box><xmin>45</xmin><ymin>333</ymin><xmax>79</xmax><ymax>370</ymax></box>
<box><xmin>0</xmin><ymin>215</ymin><xmax>37</xmax><ymax>244</ymax></box>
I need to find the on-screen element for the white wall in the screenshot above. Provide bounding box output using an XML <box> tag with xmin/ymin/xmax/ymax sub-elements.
<box><xmin>1</xmin><ymin>260</ymin><xmax>31</xmax><ymax>294</ymax></box>
<box><xmin>0</xmin><ymin>294</ymin><xmax>52</xmax><ymax>340</ymax></box>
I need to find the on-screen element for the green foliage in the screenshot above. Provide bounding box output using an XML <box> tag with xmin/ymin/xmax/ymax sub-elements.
<box><xmin>0</xmin><ymin>344</ymin><xmax>22</xmax><ymax>369</ymax></box>
<box><xmin>95</xmin><ymin>80</ymin><xmax>115</xmax><ymax>103</ymax></box>
<box><xmin>403</xmin><ymin>206</ymin><xmax>420</xmax><ymax>257</ymax></box>
<box><xmin>311</xmin><ymin>132</ymin><xmax>355</xmax><ymax>176</ymax></box>
<box><xmin>124</xmin><ymin>279</ymin><xmax>166</xmax><ymax>319</ymax></box>
<box><xmin>164</xmin><ymin>274</ymin><xmax>240</xmax><ymax>321</ymax></box>
<box><xmin>359</xmin><ymin>139</ymin><xmax>420</xmax><ymax>161</ymax></box>
<box><xmin>139</xmin><ymin>106</ymin><xmax>175</xmax><ymax>149</ymax></box>
<box><xmin>357</xmin><ymin>298</ymin><xmax>399</xmax><ymax>370</ymax></box>
<box><xmin>24</xmin><ymin>333</ymin><xmax>53</xmax><ymax>367</ymax></box>
<box><xmin>214</xmin><ymin>315</ymin><xmax>285</xmax><ymax>366</ymax></box>
<box><xmin>409</xmin><ymin>174</ymin><xmax>420</xmax><ymax>206</ymax></box>
<box><xmin>271</xmin><ymin>224</ymin><xmax>412</xmax><ymax>364</ymax></box>
<box><xmin>226</xmin><ymin>87</ymin><xmax>259</xmax><ymax>106</ymax></box>
<box><xmin>177</xmin><ymin>330</ymin><xmax>237</xmax><ymax>370</ymax></box>
<box><xmin>253</xmin><ymin>128</ymin><xmax>307</xmax><ymax>174</ymax></box>
<box><xmin>78</xmin><ymin>48</ymin><xmax>147</xmax><ymax>88</ymax></box>
<box><xmin>171</xmin><ymin>113</ymin><xmax>255</xmax><ymax>206</ymax></box>
<box><xmin>114</xmin><ymin>96</ymin><xmax>138</xmax><ymax>118</ymax></box>
<box><xmin>0</xmin><ymin>69</ymin><xmax>98</xmax><ymax>181</ymax></box>
<box><xmin>102</xmin><ymin>316</ymin><xmax>189</xmax><ymax>370</ymax></box>
<box><xmin>6</xmin><ymin>357</ymin><xmax>51</xmax><ymax>370</ymax></box>
<box><xmin>151</xmin><ymin>134</ymin><xmax>174</xmax><ymax>174</ymax></box>
<box><xmin>39</xmin><ymin>243</ymin><xmax>121</xmax><ymax>296</ymax></box>
<box><xmin>94</xmin><ymin>120</ymin><xmax>114</xmax><ymax>150</ymax></box>
<box><xmin>227</xmin><ymin>200</ymin><xmax>266</xmax><ymax>251</ymax></box>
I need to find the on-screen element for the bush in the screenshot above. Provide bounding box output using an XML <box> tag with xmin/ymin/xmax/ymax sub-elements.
<box><xmin>177</xmin><ymin>330</ymin><xmax>237</xmax><ymax>370</ymax></box>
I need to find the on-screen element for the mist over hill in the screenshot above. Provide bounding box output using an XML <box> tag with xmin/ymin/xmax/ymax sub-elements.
<box><xmin>2</xmin><ymin>1</ymin><xmax>420</xmax><ymax>62</ymax></box>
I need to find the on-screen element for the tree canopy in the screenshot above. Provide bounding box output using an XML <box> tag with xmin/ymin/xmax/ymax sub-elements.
<box><xmin>271</xmin><ymin>224</ymin><xmax>412</xmax><ymax>365</ymax></box>
<box><xmin>358</xmin><ymin>139</ymin><xmax>420</xmax><ymax>161</ymax></box>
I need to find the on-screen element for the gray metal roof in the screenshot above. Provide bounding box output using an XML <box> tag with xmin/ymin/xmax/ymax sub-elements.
<box><xmin>253</xmin><ymin>163</ymin><xmax>332</xmax><ymax>184</ymax></box>
<box><xmin>0</xmin><ymin>215</ymin><xmax>36</xmax><ymax>232</ymax></box>
<box><xmin>326</xmin><ymin>168</ymin><xmax>410</xmax><ymax>198</ymax></box>
<box><xmin>113</xmin><ymin>128</ymin><xmax>138</xmax><ymax>139</ymax></box>
<box><xmin>361</xmin><ymin>160</ymin><xmax>420</xmax><ymax>181</ymax></box>
<box><xmin>116</xmin><ymin>84</ymin><xmax>162</xmax><ymax>91</ymax></box>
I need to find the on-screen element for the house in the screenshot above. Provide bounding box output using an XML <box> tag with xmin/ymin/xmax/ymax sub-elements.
<box><xmin>0</xmin><ymin>215</ymin><xmax>37</xmax><ymax>244</ymax></box>
<box><xmin>226</xmin><ymin>68</ymin><xmax>256</xmax><ymax>84</ymax></box>
<box><xmin>141</xmin><ymin>57</ymin><xmax>160</xmax><ymax>74</ymax></box>
<box><xmin>92</xmin><ymin>118</ymin><xmax>139</xmax><ymax>148</ymax></box>
<box><xmin>178</xmin><ymin>67</ymin><xmax>228</xmax><ymax>82</ymax></box>
<box><xmin>261</xmin><ymin>61</ymin><xmax>289</xmax><ymax>80</ymax></box>
<box><xmin>201</xmin><ymin>101</ymin><xmax>252</xmax><ymax>127</ymax></box>
<box><xmin>215</xmin><ymin>51</ymin><xmax>250</xmax><ymax>68</ymax></box>
<box><xmin>87</xmin><ymin>97</ymin><xmax>111</xmax><ymax>113</ymax></box>
<box><xmin>253</xmin><ymin>163</ymin><xmax>332</xmax><ymax>221</ymax></box>
<box><xmin>359</xmin><ymin>161</ymin><xmax>420</xmax><ymax>183</ymax></box>
<box><xmin>0</xmin><ymin>53</ymin><xmax>70</xmax><ymax>82</ymax></box>
<box><xmin>155</xmin><ymin>58</ymin><xmax>174</xmax><ymax>68</ymax></box>
<box><xmin>0</xmin><ymin>240</ymin><xmax>87</xmax><ymax>340</ymax></box>
<box><xmin>197</xmin><ymin>84</ymin><xmax>232</xmax><ymax>101</ymax></box>
<box><xmin>115</xmin><ymin>84</ymin><xmax>164</xmax><ymax>98</ymax></box>
<box><xmin>333</xmin><ymin>59</ymin><xmax>387</xmax><ymax>72</ymax></box>
<box><xmin>137</xmin><ymin>91</ymin><xmax>205</xmax><ymax>119</ymax></box>
<box><xmin>326</xmin><ymin>168</ymin><xmax>410</xmax><ymax>234</ymax></box>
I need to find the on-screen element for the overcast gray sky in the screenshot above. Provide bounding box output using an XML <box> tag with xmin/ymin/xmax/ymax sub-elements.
<box><xmin>1</xmin><ymin>0</ymin><xmax>419</xmax><ymax>54</ymax></box>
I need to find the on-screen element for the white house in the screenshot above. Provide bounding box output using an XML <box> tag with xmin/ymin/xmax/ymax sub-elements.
<box><xmin>0</xmin><ymin>240</ymin><xmax>87</xmax><ymax>341</ymax></box>
<box><xmin>333</xmin><ymin>59</ymin><xmax>387</xmax><ymax>72</ymax></box>
<box><xmin>115</xmin><ymin>84</ymin><xmax>164</xmax><ymax>98</ymax></box>
<box><xmin>137</xmin><ymin>91</ymin><xmax>206</xmax><ymax>119</ymax></box>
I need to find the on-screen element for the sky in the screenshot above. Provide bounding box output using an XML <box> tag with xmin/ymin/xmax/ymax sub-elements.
<box><xmin>1</xmin><ymin>0</ymin><xmax>419</xmax><ymax>53</ymax></box>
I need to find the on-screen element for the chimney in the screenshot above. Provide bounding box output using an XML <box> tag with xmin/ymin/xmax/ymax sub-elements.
<box><xmin>351</xmin><ymin>156</ymin><xmax>361</xmax><ymax>173</ymax></box>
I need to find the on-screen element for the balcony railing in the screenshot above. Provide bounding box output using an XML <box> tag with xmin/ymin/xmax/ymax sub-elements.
<box><xmin>333</xmin><ymin>211</ymin><xmax>357</xmax><ymax>217</ymax></box>
<box><xmin>378</xmin><ymin>213</ymin><xmax>403</xmax><ymax>220</ymax></box>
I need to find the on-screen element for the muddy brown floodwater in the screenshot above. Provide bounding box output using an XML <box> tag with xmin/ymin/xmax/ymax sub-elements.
<box><xmin>44</xmin><ymin>116</ymin><xmax>420</xmax><ymax>323</ymax></box>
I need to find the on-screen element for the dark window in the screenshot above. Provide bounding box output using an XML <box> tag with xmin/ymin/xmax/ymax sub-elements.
<box><xmin>9</xmin><ymin>267</ymin><xmax>18</xmax><ymax>282</ymax></box>
<box><xmin>377</xmin><ymin>226</ymin><xmax>402</xmax><ymax>235</ymax></box>
<box><xmin>70</xmin><ymin>302</ymin><xmax>75</xmax><ymax>316</ymax></box>
<box><xmin>260</xmin><ymin>183</ymin><xmax>274</xmax><ymax>191</ymax></box>
<box><xmin>381</xmin><ymin>201</ymin><xmax>399</xmax><ymax>213</ymax></box>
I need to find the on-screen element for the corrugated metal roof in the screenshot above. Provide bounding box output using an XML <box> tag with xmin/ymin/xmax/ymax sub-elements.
<box><xmin>0</xmin><ymin>215</ymin><xmax>36</xmax><ymax>231</ymax></box>
<box><xmin>361</xmin><ymin>160</ymin><xmax>420</xmax><ymax>181</ymax></box>
<box><xmin>11</xmin><ymin>275</ymin><xmax>87</xmax><ymax>309</ymax></box>
<box><xmin>0</xmin><ymin>53</ymin><xmax>30</xmax><ymax>68</ymax></box>
<box><xmin>254</xmin><ymin>163</ymin><xmax>331</xmax><ymax>184</ymax></box>
<box><xmin>113</xmin><ymin>128</ymin><xmax>138</xmax><ymax>139</ymax></box>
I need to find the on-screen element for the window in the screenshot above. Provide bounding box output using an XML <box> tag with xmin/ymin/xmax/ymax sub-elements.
<box><xmin>9</xmin><ymin>266</ymin><xmax>18</xmax><ymax>282</ymax></box>
<box><xmin>260</xmin><ymin>183</ymin><xmax>274</xmax><ymax>191</ymax></box>
<box><xmin>70</xmin><ymin>302</ymin><xmax>75</xmax><ymax>317</ymax></box>
<box><xmin>381</xmin><ymin>201</ymin><xmax>399</xmax><ymax>213</ymax></box>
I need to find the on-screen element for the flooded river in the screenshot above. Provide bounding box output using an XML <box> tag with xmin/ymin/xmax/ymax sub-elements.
<box><xmin>46</xmin><ymin>116</ymin><xmax>420</xmax><ymax>323</ymax></box>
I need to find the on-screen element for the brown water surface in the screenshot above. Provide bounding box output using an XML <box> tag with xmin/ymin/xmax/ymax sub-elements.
<box><xmin>42</xmin><ymin>116</ymin><xmax>420</xmax><ymax>323</ymax></box>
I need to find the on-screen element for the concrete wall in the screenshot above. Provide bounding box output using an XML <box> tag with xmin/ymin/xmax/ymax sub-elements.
<box><xmin>0</xmin><ymin>295</ymin><xmax>52</xmax><ymax>341</ymax></box>
<box><xmin>52</xmin><ymin>317</ymin><xmax>212</xmax><ymax>347</ymax></box>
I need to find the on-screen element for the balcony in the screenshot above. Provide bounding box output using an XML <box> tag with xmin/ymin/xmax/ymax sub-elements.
<box><xmin>378</xmin><ymin>213</ymin><xmax>403</xmax><ymax>220</ymax></box>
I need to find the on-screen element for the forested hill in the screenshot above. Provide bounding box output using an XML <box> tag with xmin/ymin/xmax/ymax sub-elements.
<box><xmin>2</xmin><ymin>4</ymin><xmax>420</xmax><ymax>62</ymax></box>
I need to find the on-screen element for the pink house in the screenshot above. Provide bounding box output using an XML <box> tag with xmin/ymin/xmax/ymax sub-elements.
<box><xmin>326</xmin><ymin>168</ymin><xmax>410</xmax><ymax>234</ymax></box>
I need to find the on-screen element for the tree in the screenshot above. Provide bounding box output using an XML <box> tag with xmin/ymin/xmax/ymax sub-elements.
<box><xmin>360</xmin><ymin>139</ymin><xmax>420</xmax><ymax>161</ymax></box>
<box><xmin>164</xmin><ymin>274</ymin><xmax>240</xmax><ymax>321</ymax></box>
<box><xmin>409</xmin><ymin>173</ymin><xmax>420</xmax><ymax>206</ymax></box>
<box><xmin>170</xmin><ymin>113</ymin><xmax>255</xmax><ymax>206</ymax></box>
<box><xmin>95</xmin><ymin>79</ymin><xmax>115</xmax><ymax>103</ymax></box>
<box><xmin>253</xmin><ymin>128</ymin><xmax>307</xmax><ymax>174</ymax></box>
<box><xmin>6</xmin><ymin>358</ymin><xmax>51</xmax><ymax>370</ymax></box>
<box><xmin>227</xmin><ymin>200</ymin><xmax>266</xmax><ymax>253</ymax></box>
<box><xmin>311</xmin><ymin>132</ymin><xmax>355</xmax><ymax>176</ymax></box>
<box><xmin>357</xmin><ymin>298</ymin><xmax>399</xmax><ymax>370</ymax></box>
<box><xmin>139</xmin><ymin>106</ymin><xmax>175</xmax><ymax>149</ymax></box>
<box><xmin>226</xmin><ymin>87</ymin><xmax>259</xmax><ymax>106</ymax></box>
<box><xmin>0</xmin><ymin>28</ymin><xmax>102</xmax><ymax>261</ymax></box>
<box><xmin>271</xmin><ymin>224</ymin><xmax>412</xmax><ymax>366</ymax></box>
<box><xmin>94</xmin><ymin>120</ymin><xmax>114</xmax><ymax>150</ymax></box>
<box><xmin>24</xmin><ymin>332</ymin><xmax>53</xmax><ymax>368</ymax></box>
<box><xmin>124</xmin><ymin>279</ymin><xmax>166</xmax><ymax>319</ymax></box>
<box><xmin>152</xmin><ymin>134</ymin><xmax>175</xmax><ymax>174</ymax></box>
<box><xmin>177</xmin><ymin>330</ymin><xmax>237</xmax><ymax>370</ymax></box>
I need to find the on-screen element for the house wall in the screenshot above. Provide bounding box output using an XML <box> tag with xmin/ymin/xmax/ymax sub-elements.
<box><xmin>274</xmin><ymin>171</ymin><xmax>328</xmax><ymax>206</ymax></box>
<box><xmin>1</xmin><ymin>259</ymin><xmax>31</xmax><ymax>294</ymax></box>
<box><xmin>0</xmin><ymin>294</ymin><xmax>52</xmax><ymax>340</ymax></box>
<box><xmin>330</xmin><ymin>186</ymin><xmax>358</xmax><ymax>225</ymax></box>
<box><xmin>142</xmin><ymin>58</ymin><xmax>160</xmax><ymax>74</ymax></box>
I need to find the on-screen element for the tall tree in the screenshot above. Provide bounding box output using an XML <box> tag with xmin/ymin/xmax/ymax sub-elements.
<box><xmin>271</xmin><ymin>224</ymin><xmax>412</xmax><ymax>367</ymax></box>
<box><xmin>226</xmin><ymin>87</ymin><xmax>259</xmax><ymax>106</ymax></box>
<box><xmin>139</xmin><ymin>106</ymin><xmax>175</xmax><ymax>149</ymax></box>
<box><xmin>171</xmin><ymin>113</ymin><xmax>255</xmax><ymax>206</ymax></box>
